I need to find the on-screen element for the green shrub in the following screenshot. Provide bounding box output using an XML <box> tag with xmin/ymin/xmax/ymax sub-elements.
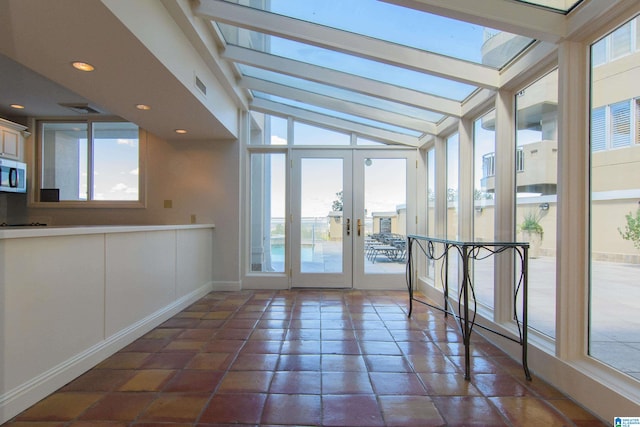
<box><xmin>519</xmin><ymin>211</ymin><xmax>543</xmax><ymax>239</ymax></box>
<box><xmin>618</xmin><ymin>208</ymin><xmax>640</xmax><ymax>251</ymax></box>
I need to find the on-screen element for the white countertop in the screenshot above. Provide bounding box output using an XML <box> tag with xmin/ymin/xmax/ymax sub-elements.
<box><xmin>0</xmin><ymin>224</ymin><xmax>215</xmax><ymax>240</ymax></box>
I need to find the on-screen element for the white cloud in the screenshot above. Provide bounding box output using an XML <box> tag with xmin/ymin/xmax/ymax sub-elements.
<box><xmin>130</xmin><ymin>168</ymin><xmax>139</xmax><ymax>175</ymax></box>
<box><xmin>111</xmin><ymin>183</ymin><xmax>129</xmax><ymax>192</ymax></box>
<box><xmin>117</xmin><ymin>138</ymin><xmax>136</xmax><ymax>147</ymax></box>
<box><xmin>271</xmin><ymin>135</ymin><xmax>287</xmax><ymax>145</ymax></box>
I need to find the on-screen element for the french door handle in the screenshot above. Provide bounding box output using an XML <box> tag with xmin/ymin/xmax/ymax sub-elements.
<box><xmin>357</xmin><ymin>219</ymin><xmax>362</xmax><ymax>236</ymax></box>
<box><xmin>346</xmin><ymin>218</ymin><xmax>351</xmax><ymax>236</ymax></box>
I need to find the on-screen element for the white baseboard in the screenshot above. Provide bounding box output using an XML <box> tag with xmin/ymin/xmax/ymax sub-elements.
<box><xmin>211</xmin><ymin>281</ymin><xmax>242</xmax><ymax>291</ymax></box>
<box><xmin>0</xmin><ymin>282</ymin><xmax>213</xmax><ymax>424</ymax></box>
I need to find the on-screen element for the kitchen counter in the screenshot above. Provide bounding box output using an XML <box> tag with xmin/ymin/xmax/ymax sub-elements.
<box><xmin>0</xmin><ymin>224</ymin><xmax>215</xmax><ymax>423</ymax></box>
<box><xmin>0</xmin><ymin>223</ymin><xmax>215</xmax><ymax>239</ymax></box>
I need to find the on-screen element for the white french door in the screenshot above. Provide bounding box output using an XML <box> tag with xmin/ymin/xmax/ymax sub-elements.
<box><xmin>291</xmin><ymin>149</ymin><xmax>415</xmax><ymax>289</ymax></box>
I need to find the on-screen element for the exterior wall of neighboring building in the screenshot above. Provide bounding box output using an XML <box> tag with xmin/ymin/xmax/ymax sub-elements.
<box><xmin>476</xmin><ymin>33</ymin><xmax>640</xmax><ymax>262</ymax></box>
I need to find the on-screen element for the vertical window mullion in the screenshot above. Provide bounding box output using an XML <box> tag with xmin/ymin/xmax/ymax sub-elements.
<box><xmin>87</xmin><ymin>121</ymin><xmax>94</xmax><ymax>201</ymax></box>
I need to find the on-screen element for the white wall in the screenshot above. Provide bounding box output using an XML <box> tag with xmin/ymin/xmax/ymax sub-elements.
<box><xmin>0</xmin><ymin>226</ymin><xmax>214</xmax><ymax>423</ymax></box>
<box><xmin>26</xmin><ymin>131</ymin><xmax>242</xmax><ymax>288</ymax></box>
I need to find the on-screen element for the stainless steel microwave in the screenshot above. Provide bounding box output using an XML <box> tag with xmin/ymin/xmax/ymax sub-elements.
<box><xmin>0</xmin><ymin>158</ymin><xmax>27</xmax><ymax>193</ymax></box>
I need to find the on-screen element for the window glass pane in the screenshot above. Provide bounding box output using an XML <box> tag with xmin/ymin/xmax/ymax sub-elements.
<box><xmin>357</xmin><ymin>136</ymin><xmax>386</xmax><ymax>146</ymax></box>
<box><xmin>92</xmin><ymin>122</ymin><xmax>139</xmax><ymax>201</ymax></box>
<box><xmin>636</xmin><ymin>99</ymin><xmax>640</xmax><ymax>144</ymax></box>
<box><xmin>591</xmin><ymin>38</ymin><xmax>606</xmax><ymax>66</ymax></box>
<box><xmin>515</xmin><ymin>70</ymin><xmax>558</xmax><ymax>338</ymax></box>
<box><xmin>41</xmin><ymin>122</ymin><xmax>88</xmax><ymax>201</ymax></box>
<box><xmin>426</xmin><ymin>148</ymin><xmax>437</xmax><ymax>283</ymax></box>
<box><xmin>250</xmin><ymin>113</ymin><xmax>288</xmax><ymax>145</ymax></box>
<box><xmin>256</xmin><ymin>92</ymin><xmax>421</xmax><ymax>137</ymax></box>
<box><xmin>590</xmin><ymin>18</ymin><xmax>640</xmax><ymax>378</ymax></box>
<box><xmin>447</xmin><ymin>133</ymin><xmax>459</xmax><ymax>293</ymax></box>
<box><xmin>473</xmin><ymin>110</ymin><xmax>496</xmax><ymax>309</ymax></box>
<box><xmin>637</xmin><ymin>16</ymin><xmax>640</xmax><ymax>51</ymax></box>
<box><xmin>610</xmin><ymin>100</ymin><xmax>631</xmax><ymax>148</ymax></box>
<box><xmin>611</xmin><ymin>21</ymin><xmax>631</xmax><ymax>59</ymax></box>
<box><xmin>250</xmin><ymin>152</ymin><xmax>286</xmax><ymax>273</ymax></box>
<box><xmin>293</xmin><ymin>121</ymin><xmax>350</xmax><ymax>145</ymax></box>
<box><xmin>591</xmin><ymin>107</ymin><xmax>606</xmax><ymax>152</ymax></box>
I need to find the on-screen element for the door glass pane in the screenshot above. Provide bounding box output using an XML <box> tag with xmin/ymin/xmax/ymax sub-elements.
<box><xmin>92</xmin><ymin>122</ymin><xmax>139</xmax><ymax>201</ymax></box>
<box><xmin>474</xmin><ymin>110</ymin><xmax>496</xmax><ymax>308</ymax></box>
<box><xmin>250</xmin><ymin>152</ymin><xmax>286</xmax><ymax>273</ymax></box>
<box><xmin>41</xmin><ymin>122</ymin><xmax>88</xmax><ymax>201</ymax></box>
<box><xmin>515</xmin><ymin>70</ymin><xmax>558</xmax><ymax>338</ymax></box>
<box><xmin>590</xmin><ymin>16</ymin><xmax>640</xmax><ymax>378</ymax></box>
<box><xmin>301</xmin><ymin>158</ymin><xmax>343</xmax><ymax>272</ymax></box>
<box><xmin>364</xmin><ymin>158</ymin><xmax>406</xmax><ymax>274</ymax></box>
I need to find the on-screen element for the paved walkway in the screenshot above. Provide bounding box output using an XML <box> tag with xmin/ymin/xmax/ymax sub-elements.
<box><xmin>276</xmin><ymin>241</ymin><xmax>640</xmax><ymax>380</ymax></box>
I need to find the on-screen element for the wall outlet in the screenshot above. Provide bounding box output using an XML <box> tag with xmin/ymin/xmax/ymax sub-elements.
<box><xmin>190</xmin><ymin>214</ymin><xmax>196</xmax><ymax>224</ymax></box>
<box><xmin>164</xmin><ymin>200</ymin><xmax>173</xmax><ymax>208</ymax></box>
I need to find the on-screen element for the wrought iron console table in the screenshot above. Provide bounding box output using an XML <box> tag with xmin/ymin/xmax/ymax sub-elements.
<box><xmin>406</xmin><ymin>235</ymin><xmax>531</xmax><ymax>381</ymax></box>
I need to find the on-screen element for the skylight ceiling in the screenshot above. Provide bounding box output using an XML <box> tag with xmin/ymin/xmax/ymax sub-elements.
<box><xmin>514</xmin><ymin>0</ymin><xmax>584</xmax><ymax>13</ymax></box>
<box><xmin>217</xmin><ymin>0</ymin><xmax>534</xmax><ymax>69</ymax></box>
<box><xmin>194</xmin><ymin>0</ymin><xmax>543</xmax><ymax>146</ymax></box>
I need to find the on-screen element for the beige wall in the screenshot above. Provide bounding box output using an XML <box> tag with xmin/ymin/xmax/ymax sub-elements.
<box><xmin>592</xmin><ymin>199</ymin><xmax>640</xmax><ymax>263</ymax></box>
<box><xmin>592</xmin><ymin>50</ymin><xmax>640</xmax><ymax>108</ymax></box>
<box><xmin>592</xmin><ymin>144</ymin><xmax>640</xmax><ymax>192</ymax></box>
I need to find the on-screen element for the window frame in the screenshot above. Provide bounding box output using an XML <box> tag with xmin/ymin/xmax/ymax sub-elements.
<box><xmin>30</xmin><ymin>118</ymin><xmax>146</xmax><ymax>209</ymax></box>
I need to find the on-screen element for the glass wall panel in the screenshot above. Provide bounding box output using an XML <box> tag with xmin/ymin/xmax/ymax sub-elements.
<box><xmin>426</xmin><ymin>148</ymin><xmax>437</xmax><ymax>283</ymax></box>
<box><xmin>590</xmin><ymin>16</ymin><xmax>640</xmax><ymax>378</ymax></box>
<box><xmin>250</xmin><ymin>152</ymin><xmax>286</xmax><ymax>273</ymax></box>
<box><xmin>447</xmin><ymin>133</ymin><xmax>460</xmax><ymax>294</ymax></box>
<box><xmin>515</xmin><ymin>70</ymin><xmax>558</xmax><ymax>338</ymax></box>
<box><xmin>250</xmin><ymin>113</ymin><xmax>287</xmax><ymax>145</ymax></box>
<box><xmin>293</xmin><ymin>122</ymin><xmax>350</xmax><ymax>145</ymax></box>
<box><xmin>473</xmin><ymin>110</ymin><xmax>496</xmax><ymax>308</ymax></box>
<box><xmin>357</xmin><ymin>136</ymin><xmax>386</xmax><ymax>146</ymax></box>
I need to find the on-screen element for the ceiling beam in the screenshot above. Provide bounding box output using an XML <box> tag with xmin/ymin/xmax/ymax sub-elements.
<box><xmin>224</xmin><ymin>46</ymin><xmax>460</xmax><ymax>118</ymax></box>
<box><xmin>251</xmin><ymin>98</ymin><xmax>420</xmax><ymax>147</ymax></box>
<box><xmin>461</xmin><ymin>88</ymin><xmax>496</xmax><ymax>118</ymax></box>
<box><xmin>380</xmin><ymin>0</ymin><xmax>567</xmax><ymax>43</ymax></box>
<box><xmin>566</xmin><ymin>0</ymin><xmax>639</xmax><ymax>41</ymax></box>
<box><xmin>193</xmin><ymin>0</ymin><xmax>499</xmax><ymax>89</ymax></box>
<box><xmin>241</xmin><ymin>76</ymin><xmax>437</xmax><ymax>134</ymax></box>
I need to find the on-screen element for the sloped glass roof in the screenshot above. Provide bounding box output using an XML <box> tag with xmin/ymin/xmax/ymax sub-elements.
<box><xmin>253</xmin><ymin>92</ymin><xmax>423</xmax><ymax>138</ymax></box>
<box><xmin>217</xmin><ymin>0</ymin><xmax>534</xmax><ymax>69</ymax></box>
<box><xmin>221</xmin><ymin>29</ymin><xmax>477</xmax><ymax>102</ymax></box>
<box><xmin>514</xmin><ymin>0</ymin><xmax>584</xmax><ymax>13</ymax></box>
<box><xmin>194</xmin><ymin>0</ymin><xmax>550</xmax><ymax>145</ymax></box>
<box><xmin>241</xmin><ymin>65</ymin><xmax>445</xmax><ymax>123</ymax></box>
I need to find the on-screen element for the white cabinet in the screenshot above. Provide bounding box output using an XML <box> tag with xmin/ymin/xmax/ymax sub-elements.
<box><xmin>0</xmin><ymin>118</ymin><xmax>28</xmax><ymax>161</ymax></box>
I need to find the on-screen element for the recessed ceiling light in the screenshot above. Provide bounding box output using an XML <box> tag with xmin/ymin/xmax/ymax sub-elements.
<box><xmin>136</xmin><ymin>104</ymin><xmax>151</xmax><ymax>111</ymax></box>
<box><xmin>10</xmin><ymin>104</ymin><xmax>25</xmax><ymax>109</ymax></box>
<box><xmin>71</xmin><ymin>61</ymin><xmax>95</xmax><ymax>72</ymax></box>
<box><xmin>175</xmin><ymin>129</ymin><xmax>188</xmax><ymax>134</ymax></box>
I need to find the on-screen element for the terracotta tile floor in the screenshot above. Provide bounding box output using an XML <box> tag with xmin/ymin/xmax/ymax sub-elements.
<box><xmin>3</xmin><ymin>290</ymin><xmax>607</xmax><ymax>426</ymax></box>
